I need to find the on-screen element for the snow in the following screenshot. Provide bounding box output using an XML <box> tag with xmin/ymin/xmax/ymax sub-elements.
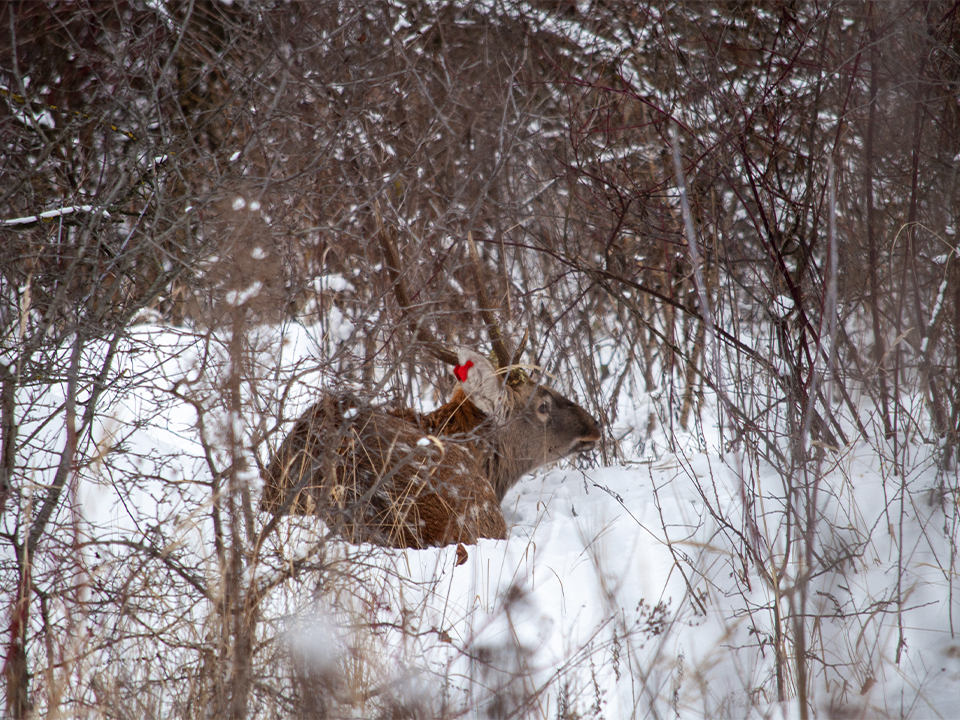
<box><xmin>2</xmin><ymin>204</ymin><xmax>110</xmax><ymax>226</ymax></box>
<box><xmin>313</xmin><ymin>273</ymin><xmax>355</xmax><ymax>294</ymax></box>
<box><xmin>224</xmin><ymin>281</ymin><xmax>263</xmax><ymax>306</ymax></box>
<box><xmin>922</xmin><ymin>277</ymin><xmax>950</xmax><ymax>354</ymax></box>
<box><xmin>10</xmin><ymin>321</ymin><xmax>959</xmax><ymax>719</ymax></box>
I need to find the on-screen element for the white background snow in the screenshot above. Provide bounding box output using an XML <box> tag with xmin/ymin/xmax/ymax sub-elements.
<box><xmin>45</xmin><ymin>320</ymin><xmax>958</xmax><ymax>720</ymax></box>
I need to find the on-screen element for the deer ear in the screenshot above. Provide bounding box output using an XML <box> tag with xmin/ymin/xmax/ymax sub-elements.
<box><xmin>455</xmin><ymin>348</ymin><xmax>507</xmax><ymax>419</ymax></box>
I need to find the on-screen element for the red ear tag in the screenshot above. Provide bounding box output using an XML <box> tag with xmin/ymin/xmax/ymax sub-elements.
<box><xmin>454</xmin><ymin>360</ymin><xmax>473</xmax><ymax>382</ymax></box>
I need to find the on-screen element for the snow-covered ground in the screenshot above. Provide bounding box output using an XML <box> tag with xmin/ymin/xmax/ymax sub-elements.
<box><xmin>20</xmin><ymin>322</ymin><xmax>960</xmax><ymax>719</ymax></box>
<box><xmin>318</xmin><ymin>447</ymin><xmax>958</xmax><ymax>719</ymax></box>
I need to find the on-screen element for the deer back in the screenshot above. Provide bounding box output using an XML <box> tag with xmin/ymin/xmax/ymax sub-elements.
<box><xmin>261</xmin><ymin>394</ymin><xmax>506</xmax><ymax>549</ymax></box>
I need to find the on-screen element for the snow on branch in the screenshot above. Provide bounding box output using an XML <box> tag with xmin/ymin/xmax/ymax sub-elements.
<box><xmin>2</xmin><ymin>204</ymin><xmax>111</xmax><ymax>227</ymax></box>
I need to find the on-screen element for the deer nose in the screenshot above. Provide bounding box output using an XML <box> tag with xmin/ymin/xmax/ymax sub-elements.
<box><xmin>575</xmin><ymin>417</ymin><xmax>602</xmax><ymax>453</ymax></box>
<box><xmin>588</xmin><ymin>415</ymin><xmax>602</xmax><ymax>439</ymax></box>
<box><xmin>574</xmin><ymin>437</ymin><xmax>599</xmax><ymax>453</ymax></box>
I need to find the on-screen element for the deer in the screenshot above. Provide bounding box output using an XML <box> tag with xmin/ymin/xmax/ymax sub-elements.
<box><xmin>260</xmin><ymin>224</ymin><xmax>602</xmax><ymax>549</ymax></box>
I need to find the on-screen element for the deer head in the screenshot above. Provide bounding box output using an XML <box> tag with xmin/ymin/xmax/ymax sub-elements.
<box><xmin>441</xmin><ymin>348</ymin><xmax>601</xmax><ymax>501</ymax></box>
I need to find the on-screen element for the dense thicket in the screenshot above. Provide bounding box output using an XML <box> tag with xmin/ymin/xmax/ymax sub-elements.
<box><xmin>2</xmin><ymin>1</ymin><xmax>958</xmax><ymax>717</ymax></box>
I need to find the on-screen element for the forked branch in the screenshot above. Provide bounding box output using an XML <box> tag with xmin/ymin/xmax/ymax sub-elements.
<box><xmin>466</xmin><ymin>232</ymin><xmax>515</xmax><ymax>369</ymax></box>
<box><xmin>375</xmin><ymin>209</ymin><xmax>460</xmax><ymax>367</ymax></box>
<box><xmin>375</xmin><ymin>209</ymin><xmax>523</xmax><ymax>372</ymax></box>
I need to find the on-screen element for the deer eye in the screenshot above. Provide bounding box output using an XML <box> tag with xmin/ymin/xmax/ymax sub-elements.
<box><xmin>538</xmin><ymin>401</ymin><xmax>549</xmax><ymax>415</ymax></box>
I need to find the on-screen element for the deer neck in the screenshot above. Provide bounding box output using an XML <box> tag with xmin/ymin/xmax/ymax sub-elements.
<box><xmin>483</xmin><ymin>440</ymin><xmax>540</xmax><ymax>503</ymax></box>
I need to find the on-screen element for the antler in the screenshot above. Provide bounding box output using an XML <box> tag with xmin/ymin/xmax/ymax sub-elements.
<box><xmin>511</xmin><ymin>327</ymin><xmax>529</xmax><ymax>367</ymax></box>
<box><xmin>375</xmin><ymin>209</ymin><xmax>460</xmax><ymax>367</ymax></box>
<box><xmin>374</xmin><ymin>205</ymin><xmax>523</xmax><ymax>372</ymax></box>
<box><xmin>466</xmin><ymin>232</ymin><xmax>515</xmax><ymax>370</ymax></box>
